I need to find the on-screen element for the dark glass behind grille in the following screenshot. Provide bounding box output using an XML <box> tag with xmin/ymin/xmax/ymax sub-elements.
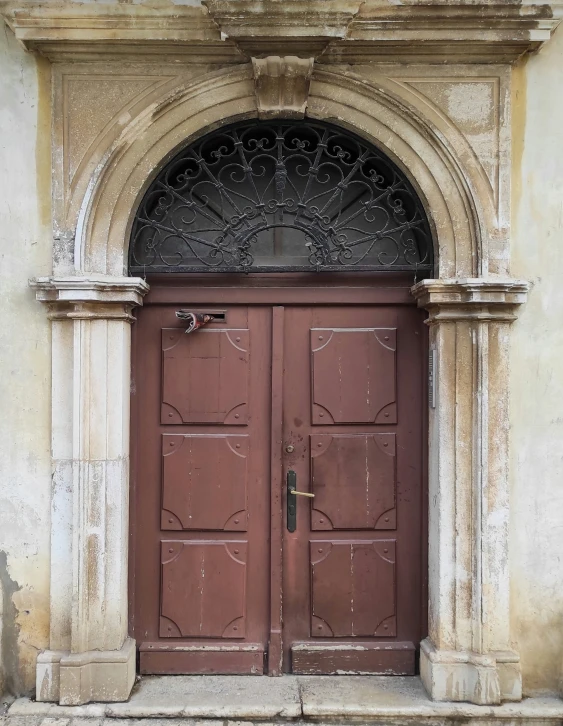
<box><xmin>129</xmin><ymin>121</ymin><xmax>433</xmax><ymax>274</ymax></box>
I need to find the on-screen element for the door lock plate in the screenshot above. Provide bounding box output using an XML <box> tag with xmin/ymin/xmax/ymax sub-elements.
<box><xmin>287</xmin><ymin>470</ymin><xmax>297</xmax><ymax>533</ymax></box>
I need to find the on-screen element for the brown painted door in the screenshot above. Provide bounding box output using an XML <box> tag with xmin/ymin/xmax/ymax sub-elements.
<box><xmin>131</xmin><ymin>285</ymin><xmax>425</xmax><ymax>676</ymax></box>
<box><xmin>281</xmin><ymin>306</ymin><xmax>424</xmax><ymax>674</ymax></box>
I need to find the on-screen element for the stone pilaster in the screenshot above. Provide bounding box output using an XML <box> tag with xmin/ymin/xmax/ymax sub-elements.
<box><xmin>31</xmin><ymin>276</ymin><xmax>149</xmax><ymax>706</ymax></box>
<box><xmin>412</xmin><ymin>278</ymin><xmax>528</xmax><ymax>705</ymax></box>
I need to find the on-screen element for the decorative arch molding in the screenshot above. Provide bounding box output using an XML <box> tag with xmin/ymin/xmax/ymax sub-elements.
<box><xmin>31</xmin><ymin>61</ymin><xmax>528</xmax><ymax>707</ymax></box>
<box><xmin>72</xmin><ymin>63</ymin><xmax>492</xmax><ymax>279</ymax></box>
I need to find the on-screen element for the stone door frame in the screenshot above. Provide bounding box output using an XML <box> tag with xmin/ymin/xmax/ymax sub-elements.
<box><xmin>30</xmin><ymin>62</ymin><xmax>528</xmax><ymax>706</ymax></box>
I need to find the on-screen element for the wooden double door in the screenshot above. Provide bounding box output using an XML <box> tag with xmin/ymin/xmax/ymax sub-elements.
<box><xmin>131</xmin><ymin>280</ymin><xmax>426</xmax><ymax>676</ymax></box>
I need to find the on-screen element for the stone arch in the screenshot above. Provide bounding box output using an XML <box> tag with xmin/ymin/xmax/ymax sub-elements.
<box><xmin>75</xmin><ymin>63</ymin><xmax>488</xmax><ymax>279</ymax></box>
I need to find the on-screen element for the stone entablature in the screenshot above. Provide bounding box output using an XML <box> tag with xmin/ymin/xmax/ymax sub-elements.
<box><xmin>1</xmin><ymin>0</ymin><xmax>562</xmax><ymax>63</ymax></box>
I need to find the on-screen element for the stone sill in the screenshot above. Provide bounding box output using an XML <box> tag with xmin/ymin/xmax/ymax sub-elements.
<box><xmin>9</xmin><ymin>675</ymin><xmax>563</xmax><ymax>722</ymax></box>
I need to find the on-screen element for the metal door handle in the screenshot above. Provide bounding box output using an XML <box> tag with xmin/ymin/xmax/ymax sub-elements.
<box><xmin>287</xmin><ymin>470</ymin><xmax>314</xmax><ymax>533</ymax></box>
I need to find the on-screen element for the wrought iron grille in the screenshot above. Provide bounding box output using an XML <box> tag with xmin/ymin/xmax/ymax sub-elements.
<box><xmin>129</xmin><ymin>121</ymin><xmax>433</xmax><ymax>274</ymax></box>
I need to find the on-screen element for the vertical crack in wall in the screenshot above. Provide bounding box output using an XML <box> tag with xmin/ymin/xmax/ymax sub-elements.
<box><xmin>0</xmin><ymin>551</ymin><xmax>22</xmax><ymax>696</ymax></box>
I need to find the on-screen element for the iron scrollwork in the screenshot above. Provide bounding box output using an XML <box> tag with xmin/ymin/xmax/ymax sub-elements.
<box><xmin>129</xmin><ymin>121</ymin><xmax>433</xmax><ymax>274</ymax></box>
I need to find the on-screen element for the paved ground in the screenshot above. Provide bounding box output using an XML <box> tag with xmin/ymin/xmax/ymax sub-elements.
<box><xmin>4</xmin><ymin>720</ymin><xmax>258</xmax><ymax>726</ymax></box>
<box><xmin>2</xmin><ymin>676</ymin><xmax>563</xmax><ymax>724</ymax></box>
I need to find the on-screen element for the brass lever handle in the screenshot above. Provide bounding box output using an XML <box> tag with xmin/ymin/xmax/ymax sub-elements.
<box><xmin>290</xmin><ymin>490</ymin><xmax>315</xmax><ymax>498</ymax></box>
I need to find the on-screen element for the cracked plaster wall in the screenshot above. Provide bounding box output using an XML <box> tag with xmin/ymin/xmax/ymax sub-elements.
<box><xmin>0</xmin><ymin>25</ymin><xmax>52</xmax><ymax>696</ymax></box>
<box><xmin>510</xmin><ymin>22</ymin><xmax>563</xmax><ymax>696</ymax></box>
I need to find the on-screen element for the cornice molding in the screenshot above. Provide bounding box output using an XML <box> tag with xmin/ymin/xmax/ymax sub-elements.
<box><xmin>338</xmin><ymin>2</ymin><xmax>563</xmax><ymax>63</ymax></box>
<box><xmin>411</xmin><ymin>278</ymin><xmax>529</xmax><ymax>323</ymax></box>
<box><xmin>0</xmin><ymin>2</ymin><xmax>218</xmax><ymax>38</ymax></box>
<box><xmin>2</xmin><ymin>1</ymin><xmax>562</xmax><ymax>64</ymax></box>
<box><xmin>0</xmin><ymin>2</ymin><xmax>244</xmax><ymax>63</ymax></box>
<box><xmin>31</xmin><ymin>275</ymin><xmax>149</xmax><ymax>321</ymax></box>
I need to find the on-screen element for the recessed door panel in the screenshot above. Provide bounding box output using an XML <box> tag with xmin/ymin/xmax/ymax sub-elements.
<box><xmin>310</xmin><ymin>540</ymin><xmax>396</xmax><ymax>638</ymax></box>
<box><xmin>311</xmin><ymin>328</ymin><xmax>397</xmax><ymax>424</ymax></box>
<box><xmin>161</xmin><ymin>328</ymin><xmax>249</xmax><ymax>425</ymax></box>
<box><xmin>162</xmin><ymin>434</ymin><xmax>248</xmax><ymax>531</ymax></box>
<box><xmin>160</xmin><ymin>541</ymin><xmax>247</xmax><ymax>638</ymax></box>
<box><xmin>311</xmin><ymin>434</ymin><xmax>396</xmax><ymax>531</ymax></box>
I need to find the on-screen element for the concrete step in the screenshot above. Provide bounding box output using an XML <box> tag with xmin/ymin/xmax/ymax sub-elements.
<box><xmin>6</xmin><ymin>675</ymin><xmax>563</xmax><ymax>725</ymax></box>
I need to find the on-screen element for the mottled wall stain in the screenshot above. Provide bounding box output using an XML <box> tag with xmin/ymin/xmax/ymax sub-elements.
<box><xmin>35</xmin><ymin>55</ymin><xmax>52</xmax><ymax>233</ymax></box>
<box><xmin>0</xmin><ymin>552</ymin><xmax>22</xmax><ymax>695</ymax></box>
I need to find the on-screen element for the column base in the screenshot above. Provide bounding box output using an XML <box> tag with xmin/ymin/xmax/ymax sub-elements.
<box><xmin>420</xmin><ymin>638</ymin><xmax>522</xmax><ymax>705</ymax></box>
<box><xmin>36</xmin><ymin>637</ymin><xmax>136</xmax><ymax>705</ymax></box>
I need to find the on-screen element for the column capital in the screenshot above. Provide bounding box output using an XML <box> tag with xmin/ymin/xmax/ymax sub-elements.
<box><xmin>411</xmin><ymin>278</ymin><xmax>529</xmax><ymax>324</ymax></box>
<box><xmin>30</xmin><ymin>275</ymin><xmax>149</xmax><ymax>321</ymax></box>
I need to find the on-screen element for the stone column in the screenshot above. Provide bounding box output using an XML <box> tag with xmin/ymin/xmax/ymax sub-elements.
<box><xmin>412</xmin><ymin>278</ymin><xmax>528</xmax><ymax>705</ymax></box>
<box><xmin>30</xmin><ymin>276</ymin><xmax>149</xmax><ymax>706</ymax></box>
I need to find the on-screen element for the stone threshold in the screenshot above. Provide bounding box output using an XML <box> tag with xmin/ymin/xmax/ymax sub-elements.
<box><xmin>8</xmin><ymin>676</ymin><xmax>563</xmax><ymax>723</ymax></box>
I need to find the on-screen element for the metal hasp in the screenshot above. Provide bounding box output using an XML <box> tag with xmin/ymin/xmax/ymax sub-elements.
<box><xmin>130</xmin><ymin>120</ymin><xmax>433</xmax><ymax>275</ymax></box>
<box><xmin>175</xmin><ymin>310</ymin><xmax>216</xmax><ymax>333</ymax></box>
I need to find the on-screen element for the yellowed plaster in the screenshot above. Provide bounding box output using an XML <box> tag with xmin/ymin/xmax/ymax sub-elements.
<box><xmin>509</xmin><ymin>23</ymin><xmax>563</xmax><ymax>696</ymax></box>
<box><xmin>36</xmin><ymin>54</ymin><xmax>52</xmax><ymax>232</ymax></box>
<box><xmin>510</xmin><ymin>58</ymin><xmax>527</xmax><ymax>235</ymax></box>
<box><xmin>0</xmin><ymin>24</ymin><xmax>52</xmax><ymax>696</ymax></box>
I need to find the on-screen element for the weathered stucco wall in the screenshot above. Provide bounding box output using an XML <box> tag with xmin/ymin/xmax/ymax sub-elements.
<box><xmin>510</xmin><ymin>23</ymin><xmax>563</xmax><ymax>696</ymax></box>
<box><xmin>0</xmin><ymin>25</ymin><xmax>52</xmax><ymax>695</ymax></box>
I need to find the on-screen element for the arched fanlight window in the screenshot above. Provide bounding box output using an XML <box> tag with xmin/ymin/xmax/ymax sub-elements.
<box><xmin>129</xmin><ymin>120</ymin><xmax>433</xmax><ymax>274</ymax></box>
